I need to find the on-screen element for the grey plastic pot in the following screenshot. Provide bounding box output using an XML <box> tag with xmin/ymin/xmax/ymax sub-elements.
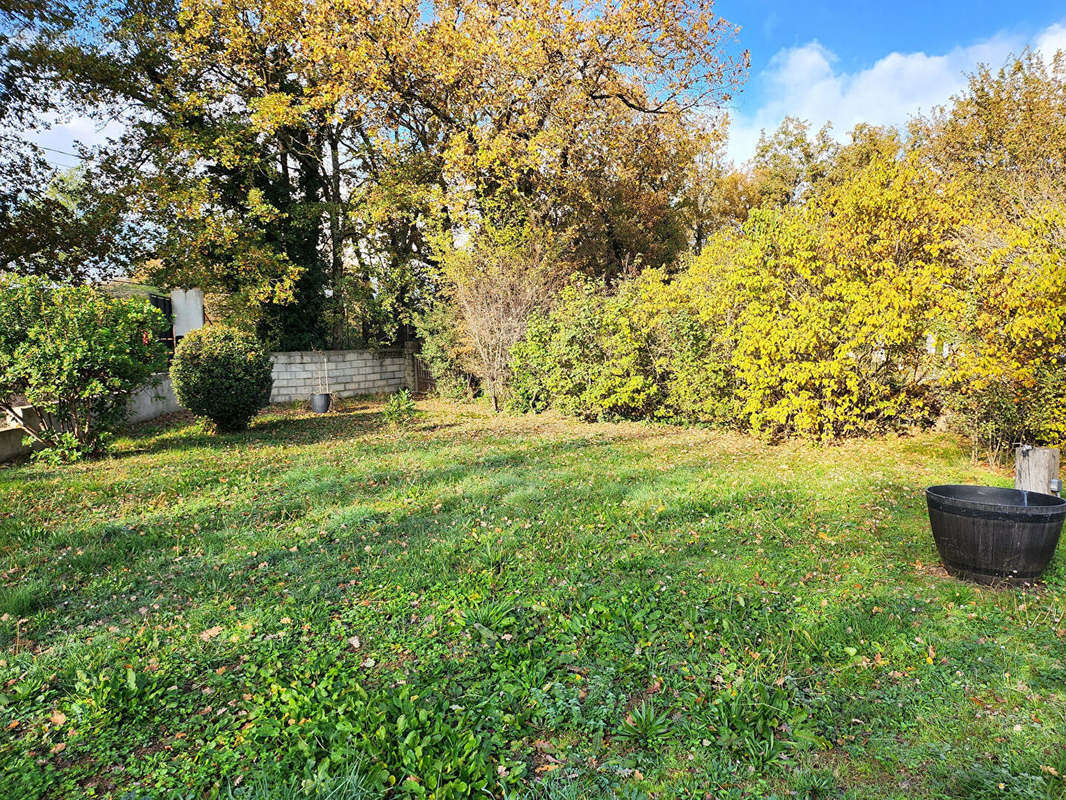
<box><xmin>310</xmin><ymin>393</ymin><xmax>332</xmax><ymax>414</ymax></box>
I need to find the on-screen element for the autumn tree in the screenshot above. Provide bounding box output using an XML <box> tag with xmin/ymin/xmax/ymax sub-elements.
<box><xmin>820</xmin><ymin>124</ymin><xmax>903</xmax><ymax>189</ymax></box>
<box><xmin>913</xmin><ymin>49</ymin><xmax>1066</xmax><ymax>207</ymax></box>
<box><xmin>245</xmin><ymin>0</ymin><xmax>747</xmax><ymax>268</ymax></box>
<box><xmin>0</xmin><ymin>165</ymin><xmax>153</xmax><ymax>282</ymax></box>
<box><xmin>683</xmin><ymin>131</ymin><xmax>759</xmax><ymax>251</ymax></box>
<box><xmin>438</xmin><ymin>222</ymin><xmax>563</xmax><ymax>411</ymax></box>
<box><xmin>750</xmin><ymin>116</ymin><xmax>838</xmax><ymax>208</ymax></box>
<box><xmin>912</xmin><ymin>50</ymin><xmax>1066</xmax><ymax>452</ymax></box>
<box><xmin>0</xmin><ymin>0</ymin><xmax>140</xmax><ymax>282</ymax></box>
<box><xmin>3</xmin><ymin>0</ymin><xmax>424</xmax><ymax>344</ymax></box>
<box><xmin>553</xmin><ymin>110</ymin><xmax>717</xmax><ymax>279</ymax></box>
<box><xmin>5</xmin><ymin>0</ymin><xmax>746</xmax><ymax>345</ymax></box>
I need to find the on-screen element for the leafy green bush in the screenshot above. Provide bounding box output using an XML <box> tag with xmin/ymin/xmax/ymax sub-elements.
<box><xmin>509</xmin><ymin>280</ymin><xmax>660</xmax><ymax>420</ymax></box>
<box><xmin>509</xmin><ymin>274</ymin><xmax>732</xmax><ymax>423</ymax></box>
<box><xmin>171</xmin><ymin>325</ymin><xmax>273</xmax><ymax>432</ymax></box>
<box><xmin>0</xmin><ymin>274</ymin><xmax>167</xmax><ymax>460</ymax></box>
<box><xmin>382</xmin><ymin>388</ymin><xmax>416</xmax><ymax>427</ymax></box>
<box><xmin>413</xmin><ymin>304</ymin><xmax>478</xmax><ymax>400</ymax></box>
<box><xmin>507</xmin><ymin>312</ymin><xmax>553</xmax><ymax>414</ymax></box>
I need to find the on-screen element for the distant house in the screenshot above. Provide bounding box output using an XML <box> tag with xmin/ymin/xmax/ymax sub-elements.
<box><xmin>101</xmin><ymin>281</ymin><xmax>205</xmax><ymax>349</ymax></box>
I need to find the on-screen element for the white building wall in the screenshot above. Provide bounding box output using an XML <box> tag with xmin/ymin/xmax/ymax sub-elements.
<box><xmin>170</xmin><ymin>288</ymin><xmax>205</xmax><ymax>338</ymax></box>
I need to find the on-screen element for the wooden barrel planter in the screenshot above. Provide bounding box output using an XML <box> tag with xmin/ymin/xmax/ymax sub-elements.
<box><xmin>926</xmin><ymin>485</ymin><xmax>1066</xmax><ymax>585</ymax></box>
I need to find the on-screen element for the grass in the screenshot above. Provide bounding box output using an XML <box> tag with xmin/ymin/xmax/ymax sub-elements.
<box><xmin>0</xmin><ymin>398</ymin><xmax>1063</xmax><ymax>799</ymax></box>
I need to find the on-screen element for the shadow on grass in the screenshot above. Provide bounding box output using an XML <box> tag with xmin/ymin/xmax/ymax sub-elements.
<box><xmin>3</xmin><ymin>436</ymin><xmax>701</xmax><ymax>641</ymax></box>
<box><xmin>3</xmin><ymin>410</ymin><xmax>976</xmax><ymax>657</ymax></box>
<box><xmin>115</xmin><ymin>403</ymin><xmax>390</xmax><ymax>459</ymax></box>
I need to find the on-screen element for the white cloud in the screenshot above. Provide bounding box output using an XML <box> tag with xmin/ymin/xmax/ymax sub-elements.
<box><xmin>726</xmin><ymin>21</ymin><xmax>1066</xmax><ymax>164</ymax></box>
<box><xmin>29</xmin><ymin>112</ymin><xmax>125</xmax><ymax>170</ymax></box>
<box><xmin>1035</xmin><ymin>23</ymin><xmax>1066</xmax><ymax>59</ymax></box>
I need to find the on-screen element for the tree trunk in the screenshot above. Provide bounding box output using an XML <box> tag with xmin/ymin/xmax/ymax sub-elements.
<box><xmin>1015</xmin><ymin>446</ymin><xmax>1061</xmax><ymax>495</ymax></box>
<box><xmin>327</xmin><ymin>127</ymin><xmax>346</xmax><ymax>349</ymax></box>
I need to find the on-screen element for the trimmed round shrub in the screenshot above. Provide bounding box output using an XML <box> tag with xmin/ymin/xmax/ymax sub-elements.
<box><xmin>171</xmin><ymin>325</ymin><xmax>273</xmax><ymax>432</ymax></box>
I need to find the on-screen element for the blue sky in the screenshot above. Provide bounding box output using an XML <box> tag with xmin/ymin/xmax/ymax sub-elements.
<box><xmin>716</xmin><ymin>1</ymin><xmax>1066</xmax><ymax>161</ymax></box>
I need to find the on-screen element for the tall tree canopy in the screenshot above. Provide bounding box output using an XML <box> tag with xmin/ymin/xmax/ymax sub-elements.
<box><xmin>2</xmin><ymin>0</ymin><xmax>747</xmax><ymax>347</ymax></box>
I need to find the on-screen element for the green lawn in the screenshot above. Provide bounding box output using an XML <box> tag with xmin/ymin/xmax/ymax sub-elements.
<box><xmin>1</xmin><ymin>400</ymin><xmax>1063</xmax><ymax>799</ymax></box>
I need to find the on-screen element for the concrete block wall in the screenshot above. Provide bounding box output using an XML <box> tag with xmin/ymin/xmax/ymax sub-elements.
<box><xmin>403</xmin><ymin>342</ymin><xmax>418</xmax><ymax>393</ymax></box>
<box><xmin>269</xmin><ymin>349</ymin><xmax>407</xmax><ymax>403</ymax></box>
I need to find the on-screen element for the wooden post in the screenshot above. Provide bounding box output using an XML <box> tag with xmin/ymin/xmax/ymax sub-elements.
<box><xmin>1015</xmin><ymin>446</ymin><xmax>1061</xmax><ymax>495</ymax></box>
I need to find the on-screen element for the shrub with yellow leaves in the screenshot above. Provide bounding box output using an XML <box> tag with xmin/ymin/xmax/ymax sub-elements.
<box><xmin>682</xmin><ymin>151</ymin><xmax>962</xmax><ymax>439</ymax></box>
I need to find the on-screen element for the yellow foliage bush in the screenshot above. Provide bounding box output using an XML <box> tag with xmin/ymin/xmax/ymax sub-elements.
<box><xmin>509</xmin><ymin>55</ymin><xmax>1066</xmax><ymax>448</ymax></box>
<box><xmin>511</xmin><ymin>145</ymin><xmax>1064</xmax><ymax>447</ymax></box>
<box><xmin>682</xmin><ymin>152</ymin><xmax>961</xmax><ymax>438</ymax></box>
<box><xmin>948</xmin><ymin>195</ymin><xmax>1066</xmax><ymax>449</ymax></box>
